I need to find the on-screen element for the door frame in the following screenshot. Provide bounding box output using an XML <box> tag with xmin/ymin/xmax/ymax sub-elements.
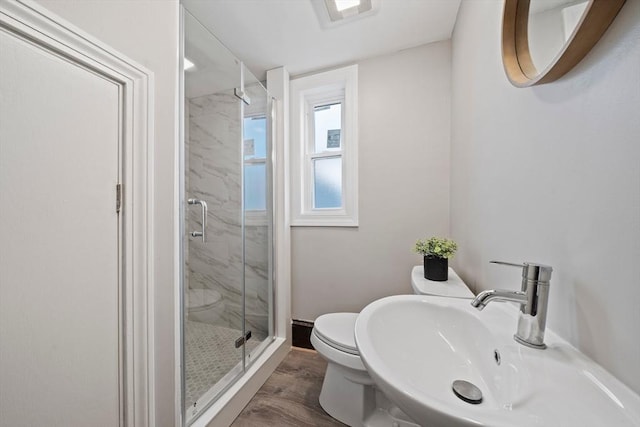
<box><xmin>0</xmin><ymin>1</ymin><xmax>154</xmax><ymax>425</ymax></box>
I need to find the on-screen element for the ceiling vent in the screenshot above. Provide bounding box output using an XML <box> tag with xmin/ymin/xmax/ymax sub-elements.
<box><xmin>323</xmin><ymin>0</ymin><xmax>375</xmax><ymax>22</ymax></box>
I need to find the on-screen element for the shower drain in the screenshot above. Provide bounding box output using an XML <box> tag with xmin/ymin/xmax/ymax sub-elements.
<box><xmin>452</xmin><ymin>380</ymin><xmax>483</xmax><ymax>404</ymax></box>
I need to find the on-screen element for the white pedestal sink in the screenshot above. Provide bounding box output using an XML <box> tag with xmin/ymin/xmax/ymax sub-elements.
<box><xmin>354</xmin><ymin>295</ymin><xmax>640</xmax><ymax>426</ymax></box>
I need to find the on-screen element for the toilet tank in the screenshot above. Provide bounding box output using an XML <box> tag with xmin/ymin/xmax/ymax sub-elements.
<box><xmin>411</xmin><ymin>266</ymin><xmax>474</xmax><ymax>298</ymax></box>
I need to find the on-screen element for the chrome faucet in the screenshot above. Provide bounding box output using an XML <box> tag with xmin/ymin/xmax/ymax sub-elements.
<box><xmin>471</xmin><ymin>261</ymin><xmax>553</xmax><ymax>349</ymax></box>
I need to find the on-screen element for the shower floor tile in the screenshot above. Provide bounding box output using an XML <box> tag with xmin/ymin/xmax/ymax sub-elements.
<box><xmin>185</xmin><ymin>320</ymin><xmax>260</xmax><ymax>406</ymax></box>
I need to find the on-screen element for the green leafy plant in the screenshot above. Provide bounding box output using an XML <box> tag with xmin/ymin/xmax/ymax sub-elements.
<box><xmin>413</xmin><ymin>237</ymin><xmax>458</xmax><ymax>259</ymax></box>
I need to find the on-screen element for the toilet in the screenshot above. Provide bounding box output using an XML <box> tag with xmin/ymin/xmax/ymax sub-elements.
<box><xmin>310</xmin><ymin>266</ymin><xmax>474</xmax><ymax>426</ymax></box>
<box><xmin>187</xmin><ymin>288</ymin><xmax>225</xmax><ymax>324</ymax></box>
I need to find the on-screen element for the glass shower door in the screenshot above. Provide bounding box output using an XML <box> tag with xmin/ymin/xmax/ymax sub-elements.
<box><xmin>181</xmin><ymin>7</ymin><xmax>274</xmax><ymax>425</ymax></box>
<box><xmin>182</xmin><ymin>10</ymin><xmax>245</xmax><ymax>421</ymax></box>
<box><xmin>241</xmin><ymin>65</ymin><xmax>273</xmax><ymax>364</ymax></box>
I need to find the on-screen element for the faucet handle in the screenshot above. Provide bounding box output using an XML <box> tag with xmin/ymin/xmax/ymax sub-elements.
<box><xmin>490</xmin><ymin>260</ymin><xmax>553</xmax><ymax>283</ymax></box>
<box><xmin>490</xmin><ymin>261</ymin><xmax>524</xmax><ymax>268</ymax></box>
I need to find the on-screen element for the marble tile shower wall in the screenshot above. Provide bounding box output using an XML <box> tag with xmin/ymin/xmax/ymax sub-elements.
<box><xmin>187</xmin><ymin>90</ymin><xmax>268</xmax><ymax>340</ymax></box>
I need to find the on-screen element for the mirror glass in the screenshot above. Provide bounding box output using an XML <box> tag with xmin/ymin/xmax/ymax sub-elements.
<box><xmin>527</xmin><ymin>0</ymin><xmax>589</xmax><ymax>73</ymax></box>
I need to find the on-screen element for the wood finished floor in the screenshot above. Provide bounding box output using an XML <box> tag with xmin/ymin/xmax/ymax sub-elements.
<box><xmin>231</xmin><ymin>348</ymin><xmax>346</xmax><ymax>426</ymax></box>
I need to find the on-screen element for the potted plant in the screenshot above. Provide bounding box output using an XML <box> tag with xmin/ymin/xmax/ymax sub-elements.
<box><xmin>413</xmin><ymin>237</ymin><xmax>458</xmax><ymax>281</ymax></box>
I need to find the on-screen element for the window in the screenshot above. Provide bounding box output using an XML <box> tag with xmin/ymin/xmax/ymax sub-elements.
<box><xmin>244</xmin><ymin>115</ymin><xmax>268</xmax><ymax>223</ymax></box>
<box><xmin>312</xmin><ymin>102</ymin><xmax>342</xmax><ymax>209</ymax></box>
<box><xmin>290</xmin><ymin>65</ymin><xmax>358</xmax><ymax>226</ymax></box>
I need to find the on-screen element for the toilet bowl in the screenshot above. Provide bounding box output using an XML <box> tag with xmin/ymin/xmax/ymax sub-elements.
<box><xmin>187</xmin><ymin>288</ymin><xmax>224</xmax><ymax>324</ymax></box>
<box><xmin>311</xmin><ymin>267</ymin><xmax>473</xmax><ymax>426</ymax></box>
<box><xmin>310</xmin><ymin>313</ymin><xmax>374</xmax><ymax>426</ymax></box>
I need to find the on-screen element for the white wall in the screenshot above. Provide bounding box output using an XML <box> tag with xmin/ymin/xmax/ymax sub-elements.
<box><xmin>451</xmin><ymin>0</ymin><xmax>640</xmax><ymax>394</ymax></box>
<box><xmin>34</xmin><ymin>1</ymin><xmax>180</xmax><ymax>424</ymax></box>
<box><xmin>291</xmin><ymin>41</ymin><xmax>452</xmax><ymax>321</ymax></box>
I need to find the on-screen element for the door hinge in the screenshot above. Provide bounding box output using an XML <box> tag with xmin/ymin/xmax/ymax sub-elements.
<box><xmin>116</xmin><ymin>183</ymin><xmax>122</xmax><ymax>213</ymax></box>
<box><xmin>234</xmin><ymin>330</ymin><xmax>252</xmax><ymax>348</ymax></box>
<box><xmin>234</xmin><ymin>88</ymin><xmax>251</xmax><ymax>105</ymax></box>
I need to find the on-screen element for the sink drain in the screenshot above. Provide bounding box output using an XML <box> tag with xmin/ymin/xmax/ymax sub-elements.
<box><xmin>452</xmin><ymin>380</ymin><xmax>483</xmax><ymax>404</ymax></box>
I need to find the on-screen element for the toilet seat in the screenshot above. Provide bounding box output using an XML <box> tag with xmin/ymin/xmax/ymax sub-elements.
<box><xmin>311</xmin><ymin>314</ymin><xmax>367</xmax><ymax>373</ymax></box>
<box><xmin>313</xmin><ymin>313</ymin><xmax>359</xmax><ymax>355</ymax></box>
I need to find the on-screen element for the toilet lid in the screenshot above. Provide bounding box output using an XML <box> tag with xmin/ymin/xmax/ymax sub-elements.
<box><xmin>313</xmin><ymin>313</ymin><xmax>359</xmax><ymax>355</ymax></box>
<box><xmin>187</xmin><ymin>288</ymin><xmax>222</xmax><ymax>308</ymax></box>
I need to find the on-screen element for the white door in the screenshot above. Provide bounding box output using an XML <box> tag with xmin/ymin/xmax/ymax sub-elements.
<box><xmin>0</xmin><ymin>23</ymin><xmax>122</xmax><ymax>427</ymax></box>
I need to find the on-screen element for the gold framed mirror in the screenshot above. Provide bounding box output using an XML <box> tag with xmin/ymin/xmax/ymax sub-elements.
<box><xmin>502</xmin><ymin>0</ymin><xmax>627</xmax><ymax>87</ymax></box>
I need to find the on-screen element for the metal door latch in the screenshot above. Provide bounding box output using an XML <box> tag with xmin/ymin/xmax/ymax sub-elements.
<box><xmin>234</xmin><ymin>330</ymin><xmax>252</xmax><ymax>348</ymax></box>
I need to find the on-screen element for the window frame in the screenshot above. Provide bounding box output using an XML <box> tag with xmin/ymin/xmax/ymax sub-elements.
<box><xmin>290</xmin><ymin>65</ymin><xmax>358</xmax><ymax>227</ymax></box>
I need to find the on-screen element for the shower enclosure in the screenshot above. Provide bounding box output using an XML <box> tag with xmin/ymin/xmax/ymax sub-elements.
<box><xmin>181</xmin><ymin>9</ymin><xmax>273</xmax><ymax>423</ymax></box>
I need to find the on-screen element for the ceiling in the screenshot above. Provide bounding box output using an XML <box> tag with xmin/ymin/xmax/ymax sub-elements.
<box><xmin>182</xmin><ymin>0</ymin><xmax>462</xmax><ymax>81</ymax></box>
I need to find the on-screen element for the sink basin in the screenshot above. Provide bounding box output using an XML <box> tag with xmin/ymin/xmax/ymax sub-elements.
<box><xmin>354</xmin><ymin>295</ymin><xmax>640</xmax><ymax>426</ymax></box>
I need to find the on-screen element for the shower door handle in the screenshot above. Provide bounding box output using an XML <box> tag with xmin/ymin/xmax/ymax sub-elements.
<box><xmin>188</xmin><ymin>199</ymin><xmax>207</xmax><ymax>242</ymax></box>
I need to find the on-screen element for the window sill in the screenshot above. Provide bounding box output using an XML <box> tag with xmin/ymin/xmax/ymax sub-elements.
<box><xmin>290</xmin><ymin>217</ymin><xmax>358</xmax><ymax>227</ymax></box>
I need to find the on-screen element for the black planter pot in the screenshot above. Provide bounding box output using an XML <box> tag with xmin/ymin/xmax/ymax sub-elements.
<box><xmin>424</xmin><ymin>256</ymin><xmax>448</xmax><ymax>281</ymax></box>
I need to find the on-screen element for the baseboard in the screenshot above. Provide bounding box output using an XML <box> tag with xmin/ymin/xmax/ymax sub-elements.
<box><xmin>292</xmin><ymin>319</ymin><xmax>314</xmax><ymax>350</ymax></box>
